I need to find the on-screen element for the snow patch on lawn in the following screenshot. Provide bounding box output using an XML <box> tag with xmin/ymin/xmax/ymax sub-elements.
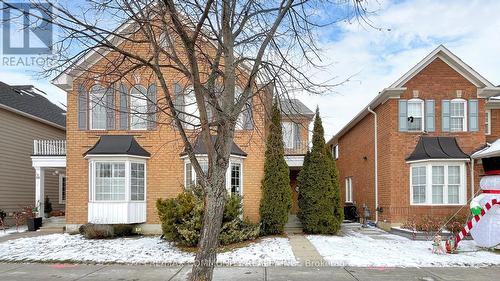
<box><xmin>0</xmin><ymin>234</ymin><xmax>296</xmax><ymax>266</ymax></box>
<box><xmin>308</xmin><ymin>234</ymin><xmax>500</xmax><ymax>267</ymax></box>
<box><xmin>0</xmin><ymin>226</ymin><xmax>27</xmax><ymax>238</ymax></box>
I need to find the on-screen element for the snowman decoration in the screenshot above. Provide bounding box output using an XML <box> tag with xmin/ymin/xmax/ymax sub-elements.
<box><xmin>469</xmin><ymin>156</ymin><xmax>500</xmax><ymax>248</ymax></box>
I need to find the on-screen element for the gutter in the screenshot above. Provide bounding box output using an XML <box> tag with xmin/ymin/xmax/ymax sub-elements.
<box><xmin>367</xmin><ymin>106</ymin><xmax>378</xmax><ymax>223</ymax></box>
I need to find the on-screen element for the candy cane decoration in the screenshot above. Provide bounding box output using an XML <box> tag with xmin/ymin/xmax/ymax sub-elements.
<box><xmin>455</xmin><ymin>198</ymin><xmax>499</xmax><ymax>245</ymax></box>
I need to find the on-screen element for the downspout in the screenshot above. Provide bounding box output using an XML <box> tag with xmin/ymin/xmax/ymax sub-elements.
<box><xmin>470</xmin><ymin>157</ymin><xmax>475</xmax><ymax>201</ymax></box>
<box><xmin>367</xmin><ymin>107</ymin><xmax>378</xmax><ymax>223</ymax></box>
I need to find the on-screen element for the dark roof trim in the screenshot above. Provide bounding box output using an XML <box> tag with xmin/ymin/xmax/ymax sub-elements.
<box><xmin>180</xmin><ymin>136</ymin><xmax>247</xmax><ymax>157</ymax></box>
<box><xmin>406</xmin><ymin>137</ymin><xmax>469</xmax><ymax>163</ymax></box>
<box><xmin>84</xmin><ymin>135</ymin><xmax>150</xmax><ymax>157</ymax></box>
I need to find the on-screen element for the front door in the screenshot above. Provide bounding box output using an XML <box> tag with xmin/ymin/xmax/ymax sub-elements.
<box><xmin>289</xmin><ymin>170</ymin><xmax>300</xmax><ymax>214</ymax></box>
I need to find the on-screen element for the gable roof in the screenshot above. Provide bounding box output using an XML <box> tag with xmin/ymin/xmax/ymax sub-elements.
<box><xmin>327</xmin><ymin>45</ymin><xmax>500</xmax><ymax>146</ymax></box>
<box><xmin>85</xmin><ymin>135</ymin><xmax>150</xmax><ymax>157</ymax></box>
<box><xmin>0</xmin><ymin>81</ymin><xmax>66</xmax><ymax>130</ymax></box>
<box><xmin>280</xmin><ymin>98</ymin><xmax>315</xmax><ymax>119</ymax></box>
<box><xmin>405</xmin><ymin>137</ymin><xmax>469</xmax><ymax>163</ymax></box>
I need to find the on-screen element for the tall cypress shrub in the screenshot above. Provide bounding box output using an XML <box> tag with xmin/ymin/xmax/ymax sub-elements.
<box><xmin>298</xmin><ymin>108</ymin><xmax>342</xmax><ymax>234</ymax></box>
<box><xmin>259</xmin><ymin>101</ymin><xmax>292</xmax><ymax>235</ymax></box>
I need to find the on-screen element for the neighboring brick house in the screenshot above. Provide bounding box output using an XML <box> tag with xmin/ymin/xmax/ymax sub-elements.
<box><xmin>327</xmin><ymin>45</ymin><xmax>500</xmax><ymax>230</ymax></box>
<box><xmin>0</xmin><ymin>82</ymin><xmax>66</xmax><ymax>223</ymax></box>
<box><xmin>50</xmin><ymin>29</ymin><xmax>313</xmax><ymax>232</ymax></box>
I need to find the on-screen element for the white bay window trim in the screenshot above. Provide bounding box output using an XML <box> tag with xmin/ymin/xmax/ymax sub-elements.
<box><xmin>87</xmin><ymin>155</ymin><xmax>147</xmax><ymax>224</ymax></box>
<box><xmin>409</xmin><ymin>161</ymin><xmax>467</xmax><ymax>206</ymax></box>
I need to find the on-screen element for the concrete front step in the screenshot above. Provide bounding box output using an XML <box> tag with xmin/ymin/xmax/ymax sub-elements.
<box><xmin>285</xmin><ymin>214</ymin><xmax>303</xmax><ymax>234</ymax></box>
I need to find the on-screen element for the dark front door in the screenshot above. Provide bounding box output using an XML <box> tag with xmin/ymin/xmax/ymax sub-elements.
<box><xmin>289</xmin><ymin>169</ymin><xmax>300</xmax><ymax>214</ymax></box>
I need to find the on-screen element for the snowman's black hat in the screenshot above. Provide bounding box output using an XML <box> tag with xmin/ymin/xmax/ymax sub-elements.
<box><xmin>482</xmin><ymin>157</ymin><xmax>500</xmax><ymax>175</ymax></box>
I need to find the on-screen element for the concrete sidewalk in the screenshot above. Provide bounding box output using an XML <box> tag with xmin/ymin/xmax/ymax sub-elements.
<box><xmin>1</xmin><ymin>263</ymin><xmax>499</xmax><ymax>281</ymax></box>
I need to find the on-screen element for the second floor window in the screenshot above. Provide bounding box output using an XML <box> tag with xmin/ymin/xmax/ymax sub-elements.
<box><xmin>485</xmin><ymin>110</ymin><xmax>491</xmax><ymax>135</ymax></box>
<box><xmin>130</xmin><ymin>85</ymin><xmax>148</xmax><ymax>130</ymax></box>
<box><xmin>407</xmin><ymin>99</ymin><xmax>424</xmax><ymax>131</ymax></box>
<box><xmin>282</xmin><ymin>122</ymin><xmax>300</xmax><ymax>149</ymax></box>
<box><xmin>89</xmin><ymin>85</ymin><xmax>107</xmax><ymax>130</ymax></box>
<box><xmin>450</xmin><ymin>99</ymin><xmax>466</xmax><ymax>132</ymax></box>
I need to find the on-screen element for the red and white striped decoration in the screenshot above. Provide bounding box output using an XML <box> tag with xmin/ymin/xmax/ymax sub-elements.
<box><xmin>455</xmin><ymin>198</ymin><xmax>499</xmax><ymax>245</ymax></box>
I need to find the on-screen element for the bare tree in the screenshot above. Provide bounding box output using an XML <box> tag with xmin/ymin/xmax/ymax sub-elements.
<box><xmin>1</xmin><ymin>0</ymin><xmax>367</xmax><ymax>280</ymax></box>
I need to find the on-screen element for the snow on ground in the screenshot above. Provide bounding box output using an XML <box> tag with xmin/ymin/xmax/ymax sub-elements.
<box><xmin>0</xmin><ymin>226</ymin><xmax>27</xmax><ymax>238</ymax></box>
<box><xmin>308</xmin><ymin>228</ymin><xmax>500</xmax><ymax>267</ymax></box>
<box><xmin>0</xmin><ymin>234</ymin><xmax>296</xmax><ymax>266</ymax></box>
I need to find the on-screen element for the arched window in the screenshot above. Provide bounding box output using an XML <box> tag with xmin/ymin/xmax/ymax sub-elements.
<box><xmin>130</xmin><ymin>85</ymin><xmax>148</xmax><ymax>130</ymax></box>
<box><xmin>89</xmin><ymin>85</ymin><xmax>107</xmax><ymax>130</ymax></box>
<box><xmin>184</xmin><ymin>86</ymin><xmax>200</xmax><ymax>128</ymax></box>
<box><xmin>450</xmin><ymin>98</ymin><xmax>467</xmax><ymax>132</ymax></box>
<box><xmin>235</xmin><ymin>87</ymin><xmax>253</xmax><ymax>130</ymax></box>
<box><xmin>407</xmin><ymin>98</ymin><xmax>424</xmax><ymax>131</ymax></box>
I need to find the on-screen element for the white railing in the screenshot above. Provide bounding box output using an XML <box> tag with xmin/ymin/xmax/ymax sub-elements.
<box><xmin>33</xmin><ymin>140</ymin><xmax>66</xmax><ymax>156</ymax></box>
<box><xmin>284</xmin><ymin>140</ymin><xmax>309</xmax><ymax>155</ymax></box>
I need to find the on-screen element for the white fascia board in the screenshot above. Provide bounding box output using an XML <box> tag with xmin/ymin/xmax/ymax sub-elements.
<box><xmin>0</xmin><ymin>103</ymin><xmax>65</xmax><ymax>131</ymax></box>
<box><xmin>31</xmin><ymin>156</ymin><xmax>67</xmax><ymax>168</ymax></box>
<box><xmin>390</xmin><ymin>45</ymin><xmax>494</xmax><ymax>89</ymax></box>
<box><xmin>478</xmin><ymin>87</ymin><xmax>500</xmax><ymax>99</ymax></box>
<box><xmin>406</xmin><ymin>158</ymin><xmax>470</xmax><ymax>164</ymax></box>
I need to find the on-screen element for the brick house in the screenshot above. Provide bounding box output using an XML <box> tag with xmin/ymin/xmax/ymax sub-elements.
<box><xmin>327</xmin><ymin>45</ymin><xmax>500</xmax><ymax>230</ymax></box>
<box><xmin>45</xmin><ymin>27</ymin><xmax>313</xmax><ymax>232</ymax></box>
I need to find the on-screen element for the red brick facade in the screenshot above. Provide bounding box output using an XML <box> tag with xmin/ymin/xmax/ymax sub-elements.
<box><xmin>331</xmin><ymin>57</ymin><xmax>496</xmax><ymax>229</ymax></box>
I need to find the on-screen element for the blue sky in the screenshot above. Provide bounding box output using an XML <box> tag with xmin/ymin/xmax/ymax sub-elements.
<box><xmin>1</xmin><ymin>0</ymin><xmax>500</xmax><ymax>140</ymax></box>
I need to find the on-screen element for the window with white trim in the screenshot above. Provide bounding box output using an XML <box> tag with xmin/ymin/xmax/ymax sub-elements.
<box><xmin>282</xmin><ymin>122</ymin><xmax>294</xmax><ymax>149</ymax></box>
<box><xmin>410</xmin><ymin>162</ymin><xmax>466</xmax><ymax>205</ymax></box>
<box><xmin>407</xmin><ymin>99</ymin><xmax>424</xmax><ymax>131</ymax></box>
<box><xmin>450</xmin><ymin>99</ymin><xmax>467</xmax><ymax>132</ymax></box>
<box><xmin>89</xmin><ymin>159</ymin><xmax>146</xmax><ymax>202</ymax></box>
<box><xmin>59</xmin><ymin>174</ymin><xmax>66</xmax><ymax>204</ymax></box>
<box><xmin>345</xmin><ymin>177</ymin><xmax>353</xmax><ymax>203</ymax></box>
<box><xmin>231</xmin><ymin>163</ymin><xmax>241</xmax><ymax>194</ymax></box>
<box><xmin>89</xmin><ymin>85</ymin><xmax>107</xmax><ymax>130</ymax></box>
<box><xmin>485</xmin><ymin>109</ymin><xmax>491</xmax><ymax>135</ymax></box>
<box><xmin>333</xmin><ymin>145</ymin><xmax>339</xmax><ymax>160</ymax></box>
<box><xmin>183</xmin><ymin>157</ymin><xmax>243</xmax><ymax>196</ymax></box>
<box><xmin>130</xmin><ymin>85</ymin><xmax>148</xmax><ymax>130</ymax></box>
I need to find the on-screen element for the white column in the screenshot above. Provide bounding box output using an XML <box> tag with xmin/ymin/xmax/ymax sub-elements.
<box><xmin>35</xmin><ymin>167</ymin><xmax>45</xmax><ymax>217</ymax></box>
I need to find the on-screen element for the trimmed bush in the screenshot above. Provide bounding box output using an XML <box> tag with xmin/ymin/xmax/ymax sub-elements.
<box><xmin>298</xmin><ymin>108</ymin><xmax>342</xmax><ymax>234</ymax></box>
<box><xmin>259</xmin><ymin>101</ymin><xmax>292</xmax><ymax>235</ymax></box>
<box><xmin>78</xmin><ymin>223</ymin><xmax>135</xmax><ymax>239</ymax></box>
<box><xmin>156</xmin><ymin>189</ymin><xmax>259</xmax><ymax>247</ymax></box>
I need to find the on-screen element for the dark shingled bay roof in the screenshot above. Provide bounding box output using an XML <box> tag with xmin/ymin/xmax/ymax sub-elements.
<box><xmin>85</xmin><ymin>135</ymin><xmax>150</xmax><ymax>157</ymax></box>
<box><xmin>280</xmin><ymin>99</ymin><xmax>314</xmax><ymax>118</ymax></box>
<box><xmin>180</xmin><ymin>136</ymin><xmax>247</xmax><ymax>157</ymax></box>
<box><xmin>0</xmin><ymin>81</ymin><xmax>66</xmax><ymax>128</ymax></box>
<box><xmin>406</xmin><ymin>137</ymin><xmax>469</xmax><ymax>162</ymax></box>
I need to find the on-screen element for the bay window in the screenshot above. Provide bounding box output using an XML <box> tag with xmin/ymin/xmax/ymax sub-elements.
<box><xmin>407</xmin><ymin>99</ymin><xmax>424</xmax><ymax>131</ymax></box>
<box><xmin>450</xmin><ymin>99</ymin><xmax>467</xmax><ymax>132</ymax></box>
<box><xmin>89</xmin><ymin>159</ymin><xmax>146</xmax><ymax>202</ymax></box>
<box><xmin>183</xmin><ymin>157</ymin><xmax>243</xmax><ymax>196</ymax></box>
<box><xmin>410</xmin><ymin>162</ymin><xmax>466</xmax><ymax>205</ymax></box>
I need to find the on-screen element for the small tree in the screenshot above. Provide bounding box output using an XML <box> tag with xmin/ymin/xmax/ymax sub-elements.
<box><xmin>298</xmin><ymin>108</ymin><xmax>341</xmax><ymax>234</ymax></box>
<box><xmin>259</xmin><ymin>101</ymin><xmax>292</xmax><ymax>235</ymax></box>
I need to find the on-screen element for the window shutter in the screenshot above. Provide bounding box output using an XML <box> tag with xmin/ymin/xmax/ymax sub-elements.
<box><xmin>105</xmin><ymin>87</ymin><xmax>115</xmax><ymax>130</ymax></box>
<box><xmin>442</xmin><ymin>100</ymin><xmax>450</xmax><ymax>132</ymax></box>
<box><xmin>398</xmin><ymin>100</ymin><xmax>408</xmax><ymax>132</ymax></box>
<box><xmin>425</xmin><ymin>100</ymin><xmax>435</xmax><ymax>132</ymax></box>
<box><xmin>469</xmin><ymin>99</ymin><xmax>479</xmax><ymax>132</ymax></box>
<box><xmin>293</xmin><ymin>122</ymin><xmax>301</xmax><ymax>148</ymax></box>
<box><xmin>119</xmin><ymin>83</ymin><xmax>129</xmax><ymax>130</ymax></box>
<box><xmin>147</xmin><ymin>84</ymin><xmax>157</xmax><ymax>130</ymax></box>
<box><xmin>77</xmin><ymin>84</ymin><xmax>88</xmax><ymax>130</ymax></box>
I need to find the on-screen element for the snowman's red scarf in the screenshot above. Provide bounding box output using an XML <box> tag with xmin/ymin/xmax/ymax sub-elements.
<box><xmin>482</xmin><ymin>190</ymin><xmax>500</xmax><ymax>194</ymax></box>
<box><xmin>453</xmin><ymin>198</ymin><xmax>500</xmax><ymax>247</ymax></box>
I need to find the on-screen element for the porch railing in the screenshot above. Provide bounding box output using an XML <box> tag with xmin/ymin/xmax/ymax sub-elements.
<box><xmin>33</xmin><ymin>140</ymin><xmax>66</xmax><ymax>156</ymax></box>
<box><xmin>284</xmin><ymin>140</ymin><xmax>309</xmax><ymax>155</ymax></box>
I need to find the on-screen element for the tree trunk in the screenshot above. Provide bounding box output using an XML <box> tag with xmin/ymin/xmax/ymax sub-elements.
<box><xmin>189</xmin><ymin>169</ymin><xmax>227</xmax><ymax>281</ymax></box>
